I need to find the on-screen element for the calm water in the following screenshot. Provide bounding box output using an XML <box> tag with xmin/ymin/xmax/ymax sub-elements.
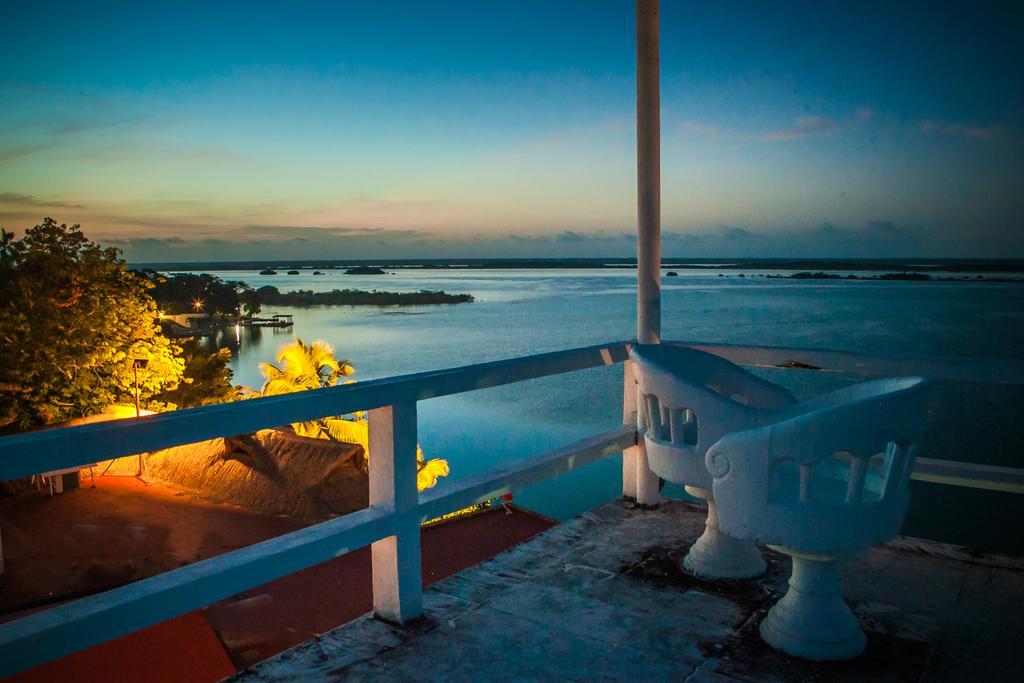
<box><xmin>188</xmin><ymin>268</ymin><xmax>1024</xmax><ymax>549</ymax></box>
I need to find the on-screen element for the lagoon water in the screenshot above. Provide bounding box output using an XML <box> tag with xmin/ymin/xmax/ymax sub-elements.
<box><xmin>190</xmin><ymin>268</ymin><xmax>1024</xmax><ymax>548</ymax></box>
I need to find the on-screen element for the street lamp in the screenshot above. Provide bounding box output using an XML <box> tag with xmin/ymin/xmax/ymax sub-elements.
<box><xmin>192</xmin><ymin>298</ymin><xmax>205</xmax><ymax>312</ymax></box>
<box><xmin>132</xmin><ymin>358</ymin><xmax>149</xmax><ymax>418</ymax></box>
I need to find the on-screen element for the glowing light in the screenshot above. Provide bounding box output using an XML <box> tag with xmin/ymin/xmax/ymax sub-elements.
<box><xmin>192</xmin><ymin>298</ymin><xmax>205</xmax><ymax>312</ymax></box>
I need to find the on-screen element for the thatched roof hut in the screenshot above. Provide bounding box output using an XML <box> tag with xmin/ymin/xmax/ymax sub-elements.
<box><xmin>100</xmin><ymin>429</ymin><xmax>368</xmax><ymax>521</ymax></box>
<box><xmin>6</xmin><ymin>405</ymin><xmax>370</xmax><ymax>520</ymax></box>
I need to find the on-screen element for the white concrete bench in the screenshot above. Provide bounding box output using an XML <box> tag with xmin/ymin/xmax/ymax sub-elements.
<box><xmin>630</xmin><ymin>344</ymin><xmax>799</xmax><ymax>579</ymax></box>
<box><xmin>707</xmin><ymin>376</ymin><xmax>935</xmax><ymax>660</ymax></box>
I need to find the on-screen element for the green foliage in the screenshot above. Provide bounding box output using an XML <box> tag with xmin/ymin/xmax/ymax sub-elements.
<box><xmin>245</xmin><ymin>337</ymin><xmax>449</xmax><ymax>491</ymax></box>
<box><xmin>138</xmin><ymin>270</ymin><xmax>473</xmax><ymax>316</ymax></box>
<box><xmin>137</xmin><ymin>270</ymin><xmax>257</xmax><ymax>315</ymax></box>
<box><xmin>259</xmin><ymin>288</ymin><xmax>474</xmax><ymax>306</ymax></box>
<box><xmin>0</xmin><ymin>219</ymin><xmax>185</xmax><ymax>431</ymax></box>
<box><xmin>258</xmin><ymin>338</ymin><xmax>354</xmax><ymax>394</ymax></box>
<box><xmin>155</xmin><ymin>340</ymin><xmax>239</xmax><ymax>408</ymax></box>
<box><xmin>0</xmin><ymin>229</ymin><xmax>21</xmax><ymax>264</ymax></box>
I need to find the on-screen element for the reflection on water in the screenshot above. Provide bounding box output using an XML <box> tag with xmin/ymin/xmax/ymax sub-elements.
<box><xmin>182</xmin><ymin>268</ymin><xmax>1024</xmax><ymax>548</ymax></box>
<box><xmin>195</xmin><ymin>321</ymin><xmax>297</xmax><ymax>359</ymax></box>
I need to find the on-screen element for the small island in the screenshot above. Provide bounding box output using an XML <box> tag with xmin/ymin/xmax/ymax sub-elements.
<box><xmin>768</xmin><ymin>271</ymin><xmax>1023</xmax><ymax>282</ymax></box>
<box><xmin>137</xmin><ymin>271</ymin><xmax>476</xmax><ymax>331</ymax></box>
<box><xmin>345</xmin><ymin>266</ymin><xmax>387</xmax><ymax>275</ymax></box>
<box><xmin>259</xmin><ymin>269</ymin><xmax>277</xmax><ymax>275</ymax></box>
<box><xmin>256</xmin><ymin>286</ymin><xmax>473</xmax><ymax>306</ymax></box>
<box><xmin>287</xmin><ymin>270</ymin><xmax>300</xmax><ymax>275</ymax></box>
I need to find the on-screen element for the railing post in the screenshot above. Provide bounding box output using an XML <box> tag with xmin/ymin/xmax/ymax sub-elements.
<box><xmin>368</xmin><ymin>402</ymin><xmax>423</xmax><ymax>623</ymax></box>
<box><xmin>634</xmin><ymin>436</ymin><xmax>660</xmax><ymax>505</ymax></box>
<box><xmin>622</xmin><ymin>359</ymin><xmax>660</xmax><ymax>504</ymax></box>
<box><xmin>622</xmin><ymin>360</ymin><xmax>639</xmax><ymax>498</ymax></box>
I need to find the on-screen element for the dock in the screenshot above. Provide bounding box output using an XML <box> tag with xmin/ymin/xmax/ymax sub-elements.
<box><xmin>239</xmin><ymin>314</ymin><xmax>293</xmax><ymax>328</ymax></box>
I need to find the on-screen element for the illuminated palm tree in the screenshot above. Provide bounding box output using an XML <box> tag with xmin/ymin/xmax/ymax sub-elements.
<box><xmin>258</xmin><ymin>338</ymin><xmax>354</xmax><ymax>395</ymax></box>
<box><xmin>248</xmin><ymin>338</ymin><xmax>448</xmax><ymax>491</ymax></box>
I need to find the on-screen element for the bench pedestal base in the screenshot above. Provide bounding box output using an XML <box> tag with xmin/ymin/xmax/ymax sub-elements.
<box><xmin>760</xmin><ymin>549</ymin><xmax>866</xmax><ymax>661</ymax></box>
<box><xmin>682</xmin><ymin>493</ymin><xmax>766</xmax><ymax>580</ymax></box>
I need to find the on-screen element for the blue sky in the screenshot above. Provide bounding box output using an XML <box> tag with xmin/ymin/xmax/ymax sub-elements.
<box><xmin>1</xmin><ymin>0</ymin><xmax>1021</xmax><ymax>260</ymax></box>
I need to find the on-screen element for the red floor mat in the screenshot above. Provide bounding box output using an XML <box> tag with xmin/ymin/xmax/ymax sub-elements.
<box><xmin>6</xmin><ymin>505</ymin><xmax>554</xmax><ymax>680</ymax></box>
<box><xmin>8</xmin><ymin>611</ymin><xmax>235</xmax><ymax>683</ymax></box>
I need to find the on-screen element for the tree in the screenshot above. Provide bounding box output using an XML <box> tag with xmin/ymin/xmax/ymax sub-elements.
<box><xmin>0</xmin><ymin>229</ymin><xmax>21</xmax><ymax>264</ymax></box>
<box><xmin>257</xmin><ymin>338</ymin><xmax>354</xmax><ymax>395</ymax></box>
<box><xmin>154</xmin><ymin>340</ymin><xmax>239</xmax><ymax>408</ymax></box>
<box><xmin>247</xmin><ymin>338</ymin><xmax>449</xmax><ymax>491</ymax></box>
<box><xmin>239</xmin><ymin>287</ymin><xmax>263</xmax><ymax>316</ymax></box>
<box><xmin>137</xmin><ymin>270</ymin><xmax>258</xmax><ymax>316</ymax></box>
<box><xmin>0</xmin><ymin>219</ymin><xmax>185</xmax><ymax>432</ymax></box>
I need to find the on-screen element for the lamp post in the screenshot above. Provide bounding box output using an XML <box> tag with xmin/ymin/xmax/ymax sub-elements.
<box><xmin>132</xmin><ymin>358</ymin><xmax>150</xmax><ymax>481</ymax></box>
<box><xmin>132</xmin><ymin>358</ymin><xmax>149</xmax><ymax>418</ymax></box>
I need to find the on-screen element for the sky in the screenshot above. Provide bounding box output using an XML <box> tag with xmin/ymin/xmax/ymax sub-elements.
<box><xmin>1</xmin><ymin>0</ymin><xmax>1022</xmax><ymax>261</ymax></box>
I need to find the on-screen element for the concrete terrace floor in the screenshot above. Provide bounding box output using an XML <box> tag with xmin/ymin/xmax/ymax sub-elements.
<box><xmin>234</xmin><ymin>499</ymin><xmax>1024</xmax><ymax>682</ymax></box>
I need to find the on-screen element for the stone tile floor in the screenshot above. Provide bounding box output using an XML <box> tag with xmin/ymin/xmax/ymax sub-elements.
<box><xmin>233</xmin><ymin>499</ymin><xmax>1023</xmax><ymax>682</ymax></box>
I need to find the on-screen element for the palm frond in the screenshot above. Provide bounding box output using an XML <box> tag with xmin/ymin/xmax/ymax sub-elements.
<box><xmin>320</xmin><ymin>417</ymin><xmax>370</xmax><ymax>452</ymax></box>
<box><xmin>265</xmin><ymin>338</ymin><xmax>350</xmax><ymax>389</ymax></box>
<box><xmin>261</xmin><ymin>378</ymin><xmax>303</xmax><ymax>397</ymax></box>
<box><xmin>236</xmin><ymin>338</ymin><xmax>451</xmax><ymax>491</ymax></box>
<box><xmin>416</xmin><ymin>458</ymin><xmax>450</xmax><ymax>491</ymax></box>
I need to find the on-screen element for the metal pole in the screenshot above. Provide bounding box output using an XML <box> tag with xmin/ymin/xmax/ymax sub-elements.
<box><xmin>133</xmin><ymin>363</ymin><xmax>147</xmax><ymax>480</ymax></box>
<box><xmin>133</xmin><ymin>365</ymin><xmax>140</xmax><ymax>418</ymax></box>
<box><xmin>636</xmin><ymin>0</ymin><xmax>661</xmax><ymax>345</ymax></box>
<box><xmin>631</xmin><ymin>0</ymin><xmax>663</xmax><ymax>505</ymax></box>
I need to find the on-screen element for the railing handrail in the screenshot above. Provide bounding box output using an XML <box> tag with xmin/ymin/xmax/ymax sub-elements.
<box><xmin>3</xmin><ymin>339</ymin><xmax>1023</xmax><ymax>481</ymax></box>
<box><xmin>0</xmin><ymin>340</ymin><xmax>634</xmax><ymax>480</ymax></box>
<box><xmin>672</xmin><ymin>340</ymin><xmax>1024</xmax><ymax>384</ymax></box>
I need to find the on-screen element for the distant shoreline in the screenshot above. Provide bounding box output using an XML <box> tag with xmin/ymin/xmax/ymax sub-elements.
<box><xmin>768</xmin><ymin>271</ymin><xmax>1023</xmax><ymax>282</ymax></box>
<box><xmin>259</xmin><ymin>288</ymin><xmax>474</xmax><ymax>306</ymax></box>
<box><xmin>134</xmin><ymin>257</ymin><xmax>1024</xmax><ymax>274</ymax></box>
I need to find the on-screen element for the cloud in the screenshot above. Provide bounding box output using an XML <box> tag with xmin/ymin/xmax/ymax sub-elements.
<box><xmin>0</xmin><ymin>192</ymin><xmax>88</xmax><ymax>209</ymax></box>
<box><xmin>865</xmin><ymin>219</ymin><xmax>907</xmax><ymax>236</ymax></box>
<box><xmin>529</xmin><ymin>117</ymin><xmax>632</xmax><ymax>148</ymax></box>
<box><xmin>555</xmin><ymin>231</ymin><xmax>588</xmax><ymax>243</ymax></box>
<box><xmin>721</xmin><ymin>227</ymin><xmax>752</xmax><ymax>239</ymax></box>
<box><xmin>682</xmin><ymin>108</ymin><xmax>871</xmax><ymax>144</ymax></box>
<box><xmin>50</xmin><ymin>116</ymin><xmax>150</xmax><ymax>137</ymax></box>
<box><xmin>762</xmin><ymin>116</ymin><xmax>840</xmax><ymax>142</ymax></box>
<box><xmin>856</xmin><ymin>107</ymin><xmax>875</xmax><ymax>121</ymax></box>
<box><xmin>0</xmin><ymin>189</ymin><xmax>460</xmax><ymax>243</ymax></box>
<box><xmin>96</xmin><ymin>218</ymin><xmax>973</xmax><ymax>263</ymax></box>
<box><xmin>106</xmin><ymin>237</ymin><xmax>187</xmax><ymax>247</ymax></box>
<box><xmin>60</xmin><ymin>140</ymin><xmax>250</xmax><ymax>166</ymax></box>
<box><xmin>648</xmin><ymin>221</ymin><xmax>939</xmax><ymax>258</ymax></box>
<box><xmin>554</xmin><ymin>230</ymin><xmax>627</xmax><ymax>244</ymax></box>
<box><xmin>919</xmin><ymin>120</ymin><xmax>1000</xmax><ymax>140</ymax></box>
<box><xmin>679</xmin><ymin>120</ymin><xmax>721</xmax><ymax>137</ymax></box>
<box><xmin>236</xmin><ymin>225</ymin><xmax>394</xmax><ymax>238</ymax></box>
<box><xmin>0</xmin><ymin>144</ymin><xmax>54</xmax><ymax>162</ymax></box>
